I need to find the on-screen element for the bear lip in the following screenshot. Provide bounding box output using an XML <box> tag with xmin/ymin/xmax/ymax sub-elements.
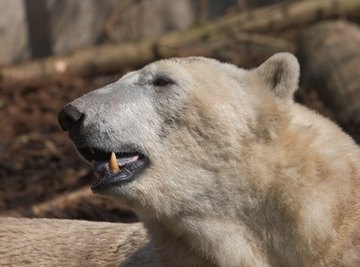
<box><xmin>91</xmin><ymin>155</ymin><xmax>149</xmax><ymax>193</ymax></box>
<box><xmin>92</xmin><ymin>154</ymin><xmax>139</xmax><ymax>179</ymax></box>
<box><xmin>75</xmin><ymin>147</ymin><xmax>150</xmax><ymax>192</ymax></box>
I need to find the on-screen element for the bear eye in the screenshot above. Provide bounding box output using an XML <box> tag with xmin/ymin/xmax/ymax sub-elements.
<box><xmin>152</xmin><ymin>76</ymin><xmax>174</xmax><ymax>87</ymax></box>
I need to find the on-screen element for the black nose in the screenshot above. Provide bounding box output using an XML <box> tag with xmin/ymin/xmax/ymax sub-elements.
<box><xmin>58</xmin><ymin>104</ymin><xmax>84</xmax><ymax>131</ymax></box>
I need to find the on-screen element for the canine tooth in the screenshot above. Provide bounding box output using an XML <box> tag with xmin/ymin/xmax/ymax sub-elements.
<box><xmin>90</xmin><ymin>148</ymin><xmax>95</xmax><ymax>155</ymax></box>
<box><xmin>109</xmin><ymin>152</ymin><xmax>120</xmax><ymax>172</ymax></box>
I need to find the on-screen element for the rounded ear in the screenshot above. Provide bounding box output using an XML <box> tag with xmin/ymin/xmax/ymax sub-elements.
<box><xmin>255</xmin><ymin>53</ymin><xmax>300</xmax><ymax>100</ymax></box>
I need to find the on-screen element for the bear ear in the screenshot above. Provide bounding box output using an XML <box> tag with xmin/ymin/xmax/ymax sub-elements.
<box><xmin>255</xmin><ymin>53</ymin><xmax>300</xmax><ymax>100</ymax></box>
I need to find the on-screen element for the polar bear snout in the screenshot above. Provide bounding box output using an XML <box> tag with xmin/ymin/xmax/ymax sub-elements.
<box><xmin>58</xmin><ymin>103</ymin><xmax>84</xmax><ymax>132</ymax></box>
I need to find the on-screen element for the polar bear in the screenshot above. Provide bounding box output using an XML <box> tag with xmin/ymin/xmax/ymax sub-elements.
<box><xmin>58</xmin><ymin>53</ymin><xmax>360</xmax><ymax>267</ymax></box>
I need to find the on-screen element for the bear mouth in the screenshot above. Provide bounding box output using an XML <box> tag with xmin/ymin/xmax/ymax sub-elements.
<box><xmin>76</xmin><ymin>147</ymin><xmax>149</xmax><ymax>193</ymax></box>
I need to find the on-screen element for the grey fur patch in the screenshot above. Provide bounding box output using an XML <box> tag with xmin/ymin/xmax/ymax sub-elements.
<box><xmin>156</xmin><ymin>104</ymin><xmax>186</xmax><ymax>139</ymax></box>
<box><xmin>270</xmin><ymin>63</ymin><xmax>283</xmax><ymax>90</ymax></box>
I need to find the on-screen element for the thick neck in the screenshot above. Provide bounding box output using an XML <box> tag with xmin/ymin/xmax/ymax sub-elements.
<box><xmin>137</xmin><ymin>105</ymin><xmax>358</xmax><ymax>266</ymax></box>
<box><xmin>142</xmin><ymin>218</ymin><xmax>217</xmax><ymax>267</ymax></box>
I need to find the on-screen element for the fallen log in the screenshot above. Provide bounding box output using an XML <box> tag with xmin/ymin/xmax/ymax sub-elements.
<box><xmin>158</xmin><ymin>0</ymin><xmax>360</xmax><ymax>51</ymax></box>
<box><xmin>1</xmin><ymin>0</ymin><xmax>359</xmax><ymax>86</ymax></box>
<box><xmin>0</xmin><ymin>217</ymin><xmax>157</xmax><ymax>266</ymax></box>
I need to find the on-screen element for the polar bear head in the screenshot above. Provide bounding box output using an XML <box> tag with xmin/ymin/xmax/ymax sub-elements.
<box><xmin>58</xmin><ymin>53</ymin><xmax>300</xmax><ymax>217</ymax></box>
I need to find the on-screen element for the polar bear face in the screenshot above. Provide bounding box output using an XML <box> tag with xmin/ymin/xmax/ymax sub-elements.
<box><xmin>58</xmin><ymin>53</ymin><xmax>300</xmax><ymax>217</ymax></box>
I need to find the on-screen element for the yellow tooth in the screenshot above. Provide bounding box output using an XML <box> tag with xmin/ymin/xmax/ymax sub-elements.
<box><xmin>90</xmin><ymin>148</ymin><xmax>95</xmax><ymax>155</ymax></box>
<box><xmin>109</xmin><ymin>152</ymin><xmax>120</xmax><ymax>172</ymax></box>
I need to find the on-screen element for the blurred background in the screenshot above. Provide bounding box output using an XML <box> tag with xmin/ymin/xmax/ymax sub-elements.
<box><xmin>0</xmin><ymin>0</ymin><xmax>359</xmax><ymax>223</ymax></box>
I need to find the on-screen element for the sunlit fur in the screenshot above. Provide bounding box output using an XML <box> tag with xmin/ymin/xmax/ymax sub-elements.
<box><xmin>67</xmin><ymin>53</ymin><xmax>360</xmax><ymax>266</ymax></box>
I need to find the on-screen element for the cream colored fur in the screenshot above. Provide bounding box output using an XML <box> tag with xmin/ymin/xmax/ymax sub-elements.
<box><xmin>102</xmin><ymin>54</ymin><xmax>360</xmax><ymax>267</ymax></box>
<box><xmin>103</xmin><ymin>53</ymin><xmax>359</xmax><ymax>266</ymax></box>
<box><xmin>2</xmin><ymin>53</ymin><xmax>359</xmax><ymax>266</ymax></box>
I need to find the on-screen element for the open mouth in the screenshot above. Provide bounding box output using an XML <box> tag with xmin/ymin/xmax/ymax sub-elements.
<box><xmin>76</xmin><ymin>147</ymin><xmax>149</xmax><ymax>193</ymax></box>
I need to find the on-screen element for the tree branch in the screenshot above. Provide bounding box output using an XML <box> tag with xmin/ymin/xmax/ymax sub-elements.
<box><xmin>1</xmin><ymin>0</ymin><xmax>359</xmax><ymax>85</ymax></box>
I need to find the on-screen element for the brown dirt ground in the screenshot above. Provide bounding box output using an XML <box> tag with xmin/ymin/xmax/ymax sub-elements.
<box><xmin>0</xmin><ymin>75</ymin><xmax>138</xmax><ymax>222</ymax></box>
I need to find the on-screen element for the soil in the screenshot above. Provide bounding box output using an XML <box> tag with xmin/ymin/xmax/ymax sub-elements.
<box><xmin>0</xmin><ymin>73</ymin><xmax>358</xmax><ymax>223</ymax></box>
<box><xmin>0</xmin><ymin>75</ymin><xmax>137</xmax><ymax>223</ymax></box>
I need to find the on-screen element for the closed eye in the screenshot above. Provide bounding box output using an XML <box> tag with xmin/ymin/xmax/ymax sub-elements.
<box><xmin>152</xmin><ymin>76</ymin><xmax>175</xmax><ymax>87</ymax></box>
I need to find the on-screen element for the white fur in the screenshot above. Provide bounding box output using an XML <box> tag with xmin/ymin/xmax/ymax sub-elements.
<box><xmin>66</xmin><ymin>53</ymin><xmax>360</xmax><ymax>266</ymax></box>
